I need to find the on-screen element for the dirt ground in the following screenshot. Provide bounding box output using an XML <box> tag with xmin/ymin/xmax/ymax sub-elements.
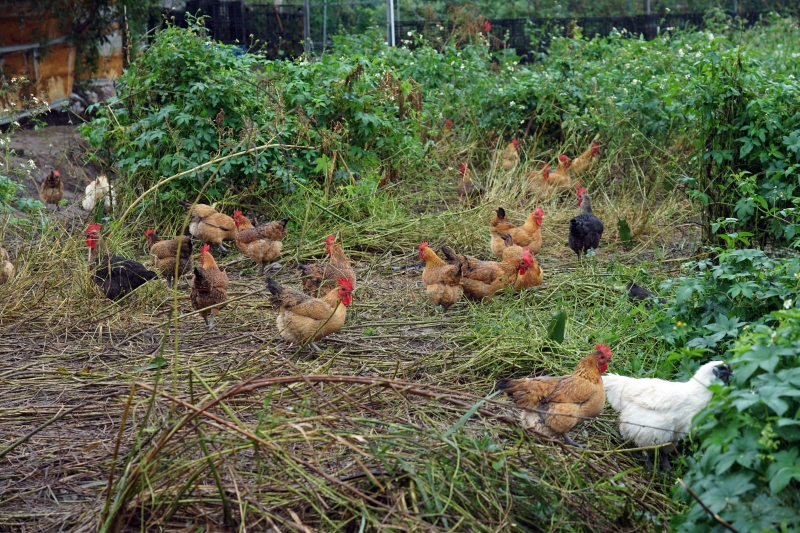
<box><xmin>6</xmin><ymin>125</ymin><xmax>105</xmax><ymax>220</ymax></box>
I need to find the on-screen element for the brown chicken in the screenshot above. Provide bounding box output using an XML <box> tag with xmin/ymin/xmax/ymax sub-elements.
<box><xmin>489</xmin><ymin>207</ymin><xmax>544</xmax><ymax>257</ymax></box>
<box><xmin>419</xmin><ymin>242</ymin><xmax>463</xmax><ymax>310</ymax></box>
<box><xmin>39</xmin><ymin>170</ymin><xmax>64</xmax><ymax>207</ymax></box>
<box><xmin>500</xmin><ymin>235</ymin><xmax>543</xmax><ymax>290</ymax></box>
<box><xmin>457</xmin><ymin>163</ymin><xmax>484</xmax><ymax>204</ymax></box>
<box><xmin>145</xmin><ymin>228</ymin><xmax>193</xmax><ymax>286</ymax></box>
<box><xmin>298</xmin><ymin>235</ymin><xmax>356</xmax><ymax>297</ymax></box>
<box><xmin>497</xmin><ymin>344</ymin><xmax>612</xmax><ymax>447</ymax></box>
<box><xmin>441</xmin><ymin>245</ymin><xmax>529</xmax><ymax>301</ymax></box>
<box><xmin>190</xmin><ymin>244</ymin><xmax>229</xmax><ymax>329</ymax></box>
<box><xmin>267</xmin><ymin>277</ymin><xmax>353</xmax><ymax>351</ymax></box>
<box><xmin>0</xmin><ymin>247</ymin><xmax>13</xmax><ymax>285</ymax></box>
<box><xmin>499</xmin><ymin>139</ymin><xmax>520</xmax><ymax>171</ymax></box>
<box><xmin>570</xmin><ymin>141</ymin><xmax>601</xmax><ymax>177</ymax></box>
<box><xmin>179</xmin><ymin>201</ymin><xmax>238</xmax><ymax>252</ymax></box>
<box><xmin>526</xmin><ymin>164</ymin><xmax>550</xmax><ymax>185</ymax></box>
<box><xmin>233</xmin><ymin>211</ymin><xmax>288</xmax><ymax>275</ymax></box>
<box><xmin>546</xmin><ymin>154</ymin><xmax>572</xmax><ymax>192</ymax></box>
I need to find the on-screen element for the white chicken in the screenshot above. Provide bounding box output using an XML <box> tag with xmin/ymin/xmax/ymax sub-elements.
<box><xmin>82</xmin><ymin>175</ymin><xmax>116</xmax><ymax>212</ymax></box>
<box><xmin>603</xmin><ymin>361</ymin><xmax>732</xmax><ymax>469</ymax></box>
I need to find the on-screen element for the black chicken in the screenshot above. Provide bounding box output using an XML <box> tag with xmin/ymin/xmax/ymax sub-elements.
<box><xmin>627</xmin><ymin>281</ymin><xmax>666</xmax><ymax>308</ymax></box>
<box><xmin>568</xmin><ymin>190</ymin><xmax>604</xmax><ymax>256</ymax></box>
<box><xmin>85</xmin><ymin>223</ymin><xmax>157</xmax><ymax>300</ymax></box>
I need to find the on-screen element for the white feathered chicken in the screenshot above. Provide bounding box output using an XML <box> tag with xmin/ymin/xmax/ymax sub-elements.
<box><xmin>82</xmin><ymin>175</ymin><xmax>116</xmax><ymax>212</ymax></box>
<box><xmin>603</xmin><ymin>361</ymin><xmax>732</xmax><ymax>469</ymax></box>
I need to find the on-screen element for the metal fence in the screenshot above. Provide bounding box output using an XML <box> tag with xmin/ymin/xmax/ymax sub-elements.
<box><xmin>396</xmin><ymin>11</ymin><xmax>769</xmax><ymax>59</ymax></box>
<box><xmin>157</xmin><ymin>1</ymin><xmax>305</xmax><ymax>59</ymax></box>
<box><xmin>156</xmin><ymin>3</ymin><xmax>772</xmax><ymax>61</ymax></box>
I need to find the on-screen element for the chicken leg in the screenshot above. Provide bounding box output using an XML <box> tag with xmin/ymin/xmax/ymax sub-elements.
<box><xmin>217</xmin><ymin>243</ymin><xmax>230</xmax><ymax>253</ymax></box>
<box><xmin>562</xmin><ymin>433</ymin><xmax>586</xmax><ymax>449</ymax></box>
<box><xmin>208</xmin><ymin>309</ymin><xmax>216</xmax><ymax>329</ymax></box>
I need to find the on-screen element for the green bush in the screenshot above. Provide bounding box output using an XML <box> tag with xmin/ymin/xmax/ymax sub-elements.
<box><xmin>80</xmin><ymin>16</ymin><xmax>428</xmax><ymax>209</ymax></box>
<box><xmin>673</xmin><ymin>309</ymin><xmax>800</xmax><ymax>533</ymax></box>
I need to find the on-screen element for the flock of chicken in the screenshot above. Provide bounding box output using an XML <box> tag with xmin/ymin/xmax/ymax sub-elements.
<box><xmin>0</xmin><ymin>139</ymin><xmax>733</xmax><ymax>469</ymax></box>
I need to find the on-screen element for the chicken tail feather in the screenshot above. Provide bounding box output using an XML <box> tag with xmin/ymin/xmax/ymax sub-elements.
<box><xmin>441</xmin><ymin>246</ymin><xmax>458</xmax><ymax>262</ymax></box>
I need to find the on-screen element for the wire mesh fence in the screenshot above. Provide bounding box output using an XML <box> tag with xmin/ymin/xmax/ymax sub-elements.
<box><xmin>155</xmin><ymin>2</ymin><xmax>773</xmax><ymax>60</ymax></box>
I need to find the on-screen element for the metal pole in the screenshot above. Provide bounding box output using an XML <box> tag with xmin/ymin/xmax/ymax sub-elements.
<box><xmin>396</xmin><ymin>0</ymin><xmax>399</xmax><ymax>31</ymax></box>
<box><xmin>303</xmin><ymin>0</ymin><xmax>311</xmax><ymax>54</ymax></box>
<box><xmin>323</xmin><ymin>0</ymin><xmax>328</xmax><ymax>53</ymax></box>
<box><xmin>646</xmin><ymin>0</ymin><xmax>650</xmax><ymax>14</ymax></box>
<box><xmin>386</xmin><ymin>0</ymin><xmax>395</xmax><ymax>46</ymax></box>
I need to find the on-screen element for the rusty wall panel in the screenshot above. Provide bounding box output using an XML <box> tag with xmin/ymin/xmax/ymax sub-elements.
<box><xmin>0</xmin><ymin>3</ymin><xmax>75</xmax><ymax>110</ymax></box>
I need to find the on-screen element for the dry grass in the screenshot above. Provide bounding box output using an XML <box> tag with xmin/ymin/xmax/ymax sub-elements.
<box><xmin>0</xmin><ymin>139</ymin><xmax>700</xmax><ymax>531</ymax></box>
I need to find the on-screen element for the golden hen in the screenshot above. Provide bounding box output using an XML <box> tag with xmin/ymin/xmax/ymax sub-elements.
<box><xmin>500</xmin><ymin>235</ymin><xmax>543</xmax><ymax>290</ymax></box>
<box><xmin>497</xmin><ymin>344</ymin><xmax>612</xmax><ymax>447</ymax></box>
<box><xmin>267</xmin><ymin>277</ymin><xmax>353</xmax><ymax>351</ymax></box>
<box><xmin>179</xmin><ymin>201</ymin><xmax>238</xmax><ymax>252</ymax></box>
<box><xmin>233</xmin><ymin>211</ymin><xmax>288</xmax><ymax>275</ymax></box>
<box><xmin>419</xmin><ymin>242</ymin><xmax>462</xmax><ymax>309</ymax></box>
<box><xmin>145</xmin><ymin>228</ymin><xmax>193</xmax><ymax>286</ymax></box>
<box><xmin>489</xmin><ymin>207</ymin><xmax>543</xmax><ymax>257</ymax></box>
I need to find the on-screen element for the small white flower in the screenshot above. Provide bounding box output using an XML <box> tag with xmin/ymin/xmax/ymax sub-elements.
<box><xmin>685</xmin><ymin>74</ymin><xmax>691</xmax><ymax>80</ymax></box>
<box><xmin>695</xmin><ymin>51</ymin><xmax>702</xmax><ymax>58</ymax></box>
<box><xmin>707</xmin><ymin>32</ymin><xmax>714</xmax><ymax>40</ymax></box>
<box><xmin>509</xmin><ymin>101</ymin><xmax>515</xmax><ymax>106</ymax></box>
<box><xmin>784</xmin><ymin>299</ymin><xmax>793</xmax><ymax>309</ymax></box>
<box><xmin>631</xmin><ymin>79</ymin><xmax>640</xmax><ymax>85</ymax></box>
<box><xmin>407</xmin><ymin>31</ymin><xmax>413</xmax><ymax>36</ymax></box>
<box><xmin>13</xmin><ymin>121</ymin><xmax>20</xmax><ymax>127</ymax></box>
<box><xmin>677</xmin><ymin>49</ymin><xmax>685</xmax><ymax>57</ymax></box>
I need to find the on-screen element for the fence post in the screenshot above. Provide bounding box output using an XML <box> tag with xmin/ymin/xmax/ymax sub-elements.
<box><xmin>386</xmin><ymin>0</ymin><xmax>395</xmax><ymax>46</ymax></box>
<box><xmin>303</xmin><ymin>0</ymin><xmax>311</xmax><ymax>54</ymax></box>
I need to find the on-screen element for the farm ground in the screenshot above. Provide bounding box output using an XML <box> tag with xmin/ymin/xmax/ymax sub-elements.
<box><xmin>0</xmin><ymin>124</ymin><xmax>700</xmax><ymax>531</ymax></box>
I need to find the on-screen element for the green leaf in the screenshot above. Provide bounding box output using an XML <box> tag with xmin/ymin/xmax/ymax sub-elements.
<box><xmin>618</xmin><ymin>218</ymin><xmax>633</xmax><ymax>248</ymax></box>
<box><xmin>546</xmin><ymin>310</ymin><xmax>567</xmax><ymax>344</ymax></box>
<box><xmin>444</xmin><ymin>390</ymin><xmax>501</xmax><ymax>438</ymax></box>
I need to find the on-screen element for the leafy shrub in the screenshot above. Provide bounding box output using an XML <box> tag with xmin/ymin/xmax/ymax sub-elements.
<box><xmin>80</xmin><ymin>17</ymin><xmax>427</xmax><ymax>210</ymax></box>
<box><xmin>673</xmin><ymin>309</ymin><xmax>800</xmax><ymax>533</ymax></box>
<box><xmin>677</xmin><ymin>16</ymin><xmax>800</xmax><ymax>246</ymax></box>
<box><xmin>657</xmin><ymin>234</ymin><xmax>800</xmax><ymax>355</ymax></box>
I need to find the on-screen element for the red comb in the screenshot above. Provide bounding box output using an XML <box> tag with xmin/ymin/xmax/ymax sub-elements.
<box><xmin>559</xmin><ymin>154</ymin><xmax>569</xmax><ymax>162</ymax></box>
<box><xmin>419</xmin><ymin>242</ymin><xmax>429</xmax><ymax>251</ymax></box>
<box><xmin>233</xmin><ymin>210</ymin><xmax>242</xmax><ymax>219</ymax></box>
<box><xmin>511</xmin><ymin>139</ymin><xmax>519</xmax><ymax>145</ymax></box>
<box><xmin>326</xmin><ymin>235</ymin><xmax>335</xmax><ymax>245</ymax></box>
<box><xmin>338</xmin><ymin>278</ymin><xmax>353</xmax><ymax>291</ymax></box>
<box><xmin>534</xmin><ymin>207</ymin><xmax>544</xmax><ymax>216</ymax></box>
<box><xmin>459</xmin><ymin>164</ymin><xmax>467</xmax><ymax>174</ymax></box>
<box><xmin>145</xmin><ymin>228</ymin><xmax>154</xmax><ymax>237</ymax></box>
<box><xmin>86</xmin><ymin>223</ymin><xmax>101</xmax><ymax>233</ymax></box>
<box><xmin>522</xmin><ymin>248</ymin><xmax>533</xmax><ymax>264</ymax></box>
<box><xmin>445</xmin><ymin>119</ymin><xmax>454</xmax><ymax>128</ymax></box>
<box><xmin>595</xmin><ymin>344</ymin><xmax>612</xmax><ymax>358</ymax></box>
<box><xmin>577</xmin><ymin>187</ymin><xmax>588</xmax><ymax>196</ymax></box>
<box><xmin>200</xmin><ymin>244</ymin><xmax>211</xmax><ymax>254</ymax></box>
<box><xmin>53</xmin><ymin>170</ymin><xmax>60</xmax><ymax>177</ymax></box>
